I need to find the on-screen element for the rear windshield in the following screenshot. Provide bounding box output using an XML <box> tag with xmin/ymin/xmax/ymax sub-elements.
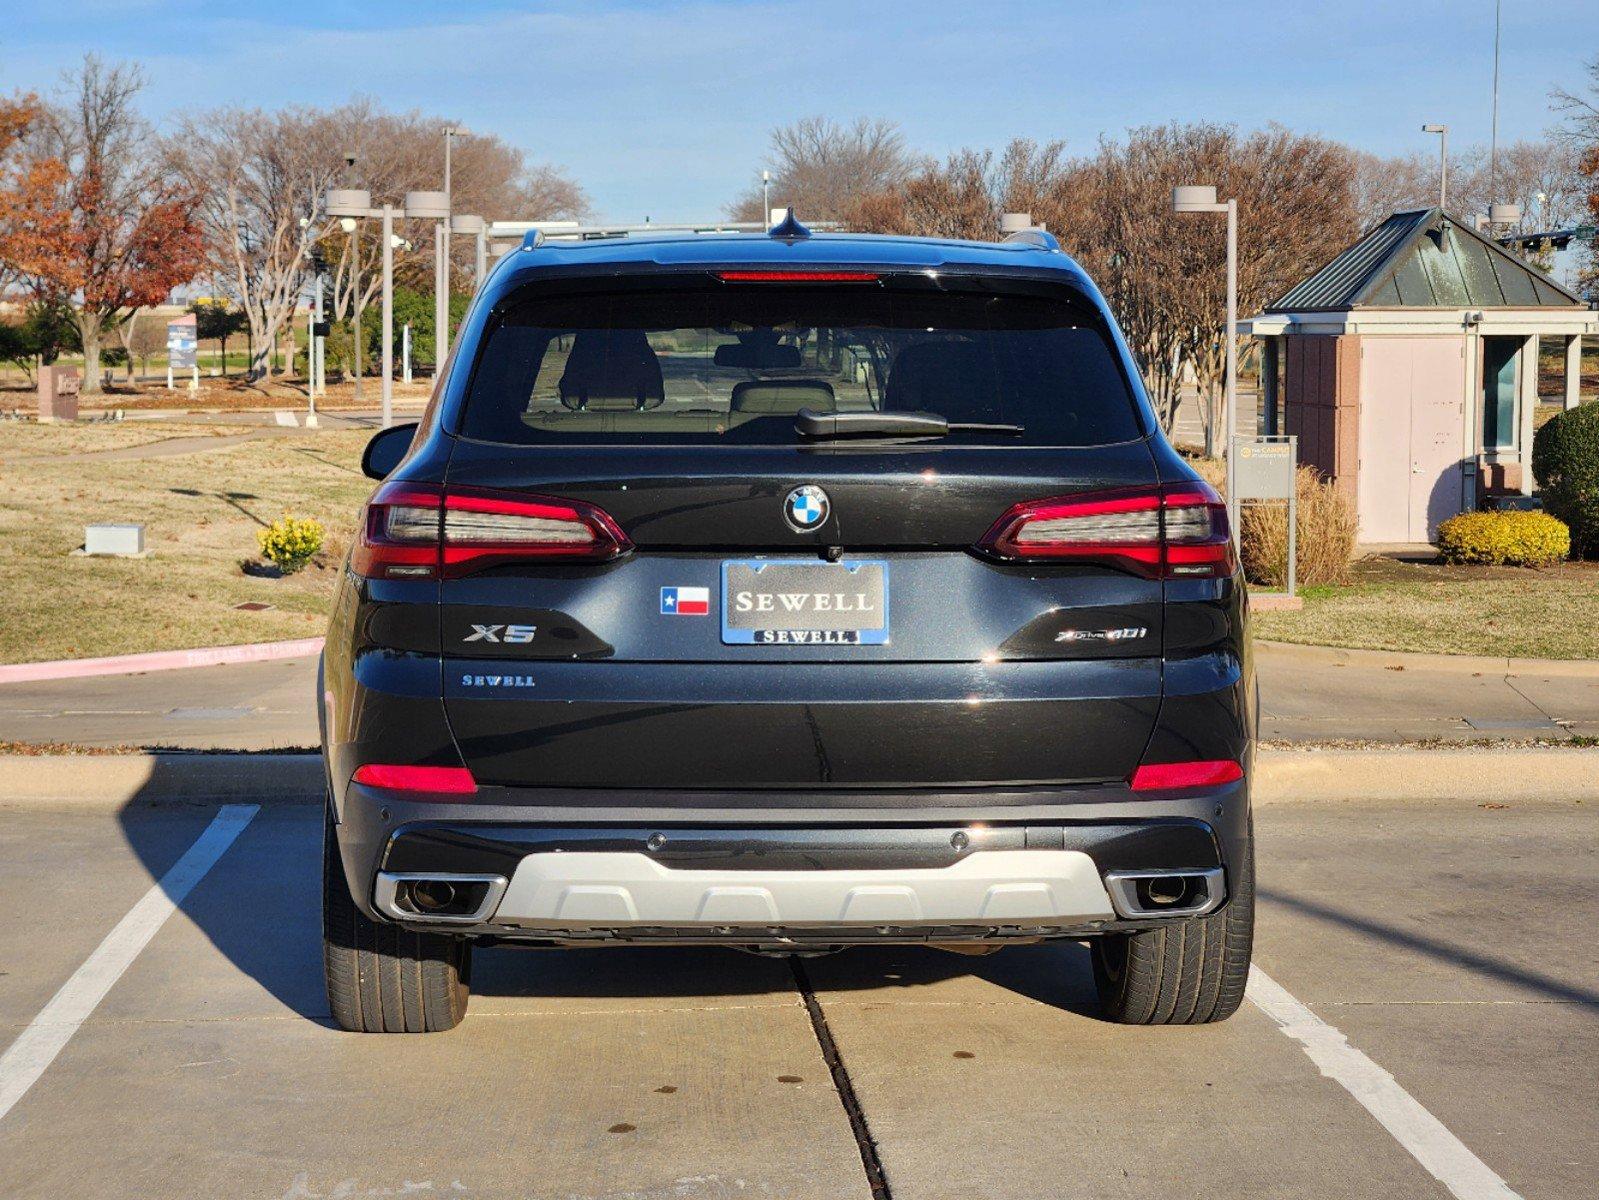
<box><xmin>458</xmin><ymin>281</ymin><xmax>1143</xmax><ymax>446</ymax></box>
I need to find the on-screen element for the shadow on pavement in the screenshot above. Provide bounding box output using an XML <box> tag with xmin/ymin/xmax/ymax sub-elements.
<box><xmin>1261</xmin><ymin>885</ymin><xmax>1599</xmax><ymax>1009</ymax></box>
<box><xmin>116</xmin><ymin>793</ymin><xmax>1108</xmax><ymax>1026</ymax></box>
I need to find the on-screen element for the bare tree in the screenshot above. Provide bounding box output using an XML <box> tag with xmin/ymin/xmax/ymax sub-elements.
<box><xmin>171</xmin><ymin>105</ymin><xmax>342</xmax><ymax>380</ymax></box>
<box><xmin>1552</xmin><ymin>53</ymin><xmax>1599</xmax><ymax>292</ymax></box>
<box><xmin>731</xmin><ymin>116</ymin><xmax>915</xmax><ymax>223</ymax></box>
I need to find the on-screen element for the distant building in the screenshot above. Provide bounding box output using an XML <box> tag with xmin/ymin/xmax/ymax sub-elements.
<box><xmin>1244</xmin><ymin>207</ymin><xmax>1597</xmax><ymax>545</ymax></box>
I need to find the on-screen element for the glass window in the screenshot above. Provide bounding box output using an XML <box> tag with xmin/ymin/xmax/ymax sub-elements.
<box><xmin>458</xmin><ymin>282</ymin><xmax>1143</xmax><ymax>447</ymax></box>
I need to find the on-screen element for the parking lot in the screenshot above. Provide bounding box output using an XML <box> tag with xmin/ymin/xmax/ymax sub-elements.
<box><xmin>0</xmin><ymin>793</ymin><xmax>1591</xmax><ymax>1199</ymax></box>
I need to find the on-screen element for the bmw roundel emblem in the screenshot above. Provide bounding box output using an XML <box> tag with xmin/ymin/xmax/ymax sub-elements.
<box><xmin>784</xmin><ymin>485</ymin><xmax>830</xmax><ymax>532</ymax></box>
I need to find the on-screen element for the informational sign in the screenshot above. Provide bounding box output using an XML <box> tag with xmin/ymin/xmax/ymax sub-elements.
<box><xmin>1234</xmin><ymin>438</ymin><xmax>1296</xmax><ymax>500</ymax></box>
<box><xmin>166</xmin><ymin>314</ymin><xmax>198</xmax><ymax>370</ymax></box>
<box><xmin>1231</xmin><ymin>435</ymin><xmax>1300</xmax><ymax>597</ymax></box>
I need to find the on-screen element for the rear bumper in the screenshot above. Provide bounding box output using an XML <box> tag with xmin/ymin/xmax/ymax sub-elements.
<box><xmin>333</xmin><ymin>777</ymin><xmax>1249</xmax><ymax>943</ymax></box>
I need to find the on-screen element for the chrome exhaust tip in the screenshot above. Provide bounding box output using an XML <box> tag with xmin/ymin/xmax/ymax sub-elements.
<box><xmin>1103</xmin><ymin>868</ymin><xmax>1225</xmax><ymax>919</ymax></box>
<box><xmin>374</xmin><ymin>872</ymin><xmax>508</xmax><ymax>924</ymax></box>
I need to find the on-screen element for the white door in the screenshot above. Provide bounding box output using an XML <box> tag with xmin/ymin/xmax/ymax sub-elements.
<box><xmin>1357</xmin><ymin>338</ymin><xmax>1466</xmax><ymax>543</ymax></box>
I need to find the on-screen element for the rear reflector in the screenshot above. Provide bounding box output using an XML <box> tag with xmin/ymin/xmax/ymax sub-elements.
<box><xmin>715</xmin><ymin>271</ymin><xmax>880</xmax><ymax>282</ymax></box>
<box><xmin>351</xmin><ymin>482</ymin><xmax>632</xmax><ymax>580</ymax></box>
<box><xmin>975</xmin><ymin>482</ymin><xmax>1235</xmax><ymax>579</ymax></box>
<box><xmin>1129</xmin><ymin>760</ymin><xmax>1243</xmax><ymax>791</ymax></box>
<box><xmin>352</xmin><ymin>764</ymin><xmax>478</xmax><ymax>795</ymax></box>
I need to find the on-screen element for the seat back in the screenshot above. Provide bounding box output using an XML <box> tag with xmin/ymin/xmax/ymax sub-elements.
<box><xmin>557</xmin><ymin>329</ymin><xmax>665</xmax><ymax>411</ymax></box>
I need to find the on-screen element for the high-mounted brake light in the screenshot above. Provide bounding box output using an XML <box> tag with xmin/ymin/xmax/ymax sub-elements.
<box><xmin>1129</xmin><ymin>760</ymin><xmax>1243</xmax><ymax>791</ymax></box>
<box><xmin>975</xmin><ymin>482</ymin><xmax>1235</xmax><ymax>579</ymax></box>
<box><xmin>352</xmin><ymin>764</ymin><xmax>478</xmax><ymax>795</ymax></box>
<box><xmin>351</xmin><ymin>482</ymin><xmax>631</xmax><ymax>580</ymax></box>
<box><xmin>714</xmin><ymin>270</ymin><xmax>880</xmax><ymax>283</ymax></box>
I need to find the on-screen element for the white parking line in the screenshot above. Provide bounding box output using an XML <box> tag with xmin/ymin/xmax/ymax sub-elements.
<box><xmin>0</xmin><ymin>804</ymin><xmax>259</xmax><ymax>1125</ymax></box>
<box><xmin>1248</xmin><ymin>965</ymin><xmax>1522</xmax><ymax>1200</ymax></box>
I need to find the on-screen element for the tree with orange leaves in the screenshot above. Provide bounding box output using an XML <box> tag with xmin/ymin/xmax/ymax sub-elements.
<box><xmin>0</xmin><ymin>94</ymin><xmax>70</xmax><ymax>302</ymax></box>
<box><xmin>11</xmin><ymin>58</ymin><xmax>203</xmax><ymax>394</ymax></box>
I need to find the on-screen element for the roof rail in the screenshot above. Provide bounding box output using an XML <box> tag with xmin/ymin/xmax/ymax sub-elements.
<box><xmin>769</xmin><ymin>211</ymin><xmax>812</xmax><ymax>240</ymax></box>
<box><xmin>520</xmin><ymin>228</ymin><xmax>546</xmax><ymax>251</ymax></box>
<box><xmin>1003</xmin><ymin>228</ymin><xmax>1060</xmax><ymax>252</ymax></box>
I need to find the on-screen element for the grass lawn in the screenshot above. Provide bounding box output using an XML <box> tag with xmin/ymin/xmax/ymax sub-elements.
<box><xmin>0</xmin><ymin>422</ymin><xmax>372</xmax><ymax>662</ymax></box>
<box><xmin>1254</xmin><ymin>555</ymin><xmax>1599</xmax><ymax>660</ymax></box>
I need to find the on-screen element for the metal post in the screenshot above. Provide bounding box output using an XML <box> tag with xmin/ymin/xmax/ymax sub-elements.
<box><xmin>475</xmin><ymin>227</ymin><xmax>487</xmax><ymax>288</ymax></box>
<box><xmin>1490</xmin><ymin>0</ymin><xmax>1501</xmax><ymax>200</ymax></box>
<box><xmin>762</xmin><ymin>171</ymin><xmax>771</xmax><ymax>226</ymax></box>
<box><xmin>381</xmin><ymin>205</ymin><xmax>394</xmax><ymax>429</ymax></box>
<box><xmin>1225</xmin><ymin>198</ymin><xmax>1239</xmax><ymax>547</ymax></box>
<box><xmin>1286</xmin><ymin>437</ymin><xmax>1298</xmax><ymax>599</ymax></box>
<box><xmin>402</xmin><ymin>322</ymin><xmax>412</xmax><ymax>385</ymax></box>
<box><xmin>434</xmin><ymin>222</ymin><xmax>449</xmax><ymax>368</ymax></box>
<box><xmin>352</xmin><ymin>223</ymin><xmax>362</xmax><ymax>405</ymax></box>
<box><xmin>1439</xmin><ymin>126</ymin><xmax>1448</xmax><ymax>211</ymax></box>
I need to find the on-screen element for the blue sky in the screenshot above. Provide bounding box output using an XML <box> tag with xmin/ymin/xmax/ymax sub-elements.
<box><xmin>5</xmin><ymin>1</ymin><xmax>1594</xmax><ymax>222</ymax></box>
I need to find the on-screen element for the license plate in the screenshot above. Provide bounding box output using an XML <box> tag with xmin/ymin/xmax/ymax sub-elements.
<box><xmin>721</xmin><ymin>560</ymin><xmax>889</xmax><ymax>645</ymax></box>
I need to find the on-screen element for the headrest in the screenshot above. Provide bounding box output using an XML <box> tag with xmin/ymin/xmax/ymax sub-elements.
<box><xmin>558</xmin><ymin>328</ymin><xmax>664</xmax><ymax>411</ymax></box>
<box><xmin>883</xmin><ymin>340</ymin><xmax>998</xmax><ymax>422</ymax></box>
<box><xmin>730</xmin><ymin>379</ymin><xmax>837</xmax><ymax>414</ymax></box>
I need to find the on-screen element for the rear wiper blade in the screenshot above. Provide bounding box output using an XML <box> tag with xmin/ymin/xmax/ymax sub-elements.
<box><xmin>794</xmin><ymin>408</ymin><xmax>1024</xmax><ymax>439</ymax></box>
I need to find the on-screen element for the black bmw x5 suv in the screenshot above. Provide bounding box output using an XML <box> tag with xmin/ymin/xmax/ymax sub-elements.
<box><xmin>320</xmin><ymin>219</ymin><xmax>1255</xmax><ymax>1032</ymax></box>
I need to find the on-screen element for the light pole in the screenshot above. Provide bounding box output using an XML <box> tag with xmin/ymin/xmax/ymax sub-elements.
<box><xmin>762</xmin><ymin>170</ymin><xmax>772</xmax><ymax>226</ymax></box>
<box><xmin>409</xmin><ymin>187</ymin><xmax>452</xmax><ymax>371</ymax></box>
<box><xmin>450</xmin><ymin>213</ymin><xmax>488</xmax><ymax>291</ymax></box>
<box><xmin>327</xmin><ymin>189</ymin><xmax>445</xmax><ymax>429</ymax></box>
<box><xmin>1422</xmin><ymin>124</ymin><xmax>1448</xmax><ymax>210</ymax></box>
<box><xmin>1173</xmin><ymin>184</ymin><xmax>1239</xmax><ymax>545</ymax></box>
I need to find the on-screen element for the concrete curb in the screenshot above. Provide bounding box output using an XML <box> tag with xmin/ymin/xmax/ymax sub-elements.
<box><xmin>0</xmin><ymin>638</ymin><xmax>324</xmax><ymax>685</ymax></box>
<box><xmin>1256</xmin><ymin>639</ymin><xmax>1599</xmax><ymax>678</ymax></box>
<box><xmin>3</xmin><ymin>749</ymin><xmax>1594</xmax><ymax>811</ymax></box>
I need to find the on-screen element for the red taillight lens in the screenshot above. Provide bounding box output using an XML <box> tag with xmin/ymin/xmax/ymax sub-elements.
<box><xmin>351</xmin><ymin>482</ymin><xmax>632</xmax><ymax>580</ymax></box>
<box><xmin>975</xmin><ymin>483</ymin><xmax>1235</xmax><ymax>579</ymax></box>
<box><xmin>352</xmin><ymin>764</ymin><xmax>478</xmax><ymax>794</ymax></box>
<box><xmin>714</xmin><ymin>270</ymin><xmax>881</xmax><ymax>282</ymax></box>
<box><xmin>1129</xmin><ymin>760</ymin><xmax>1243</xmax><ymax>791</ymax></box>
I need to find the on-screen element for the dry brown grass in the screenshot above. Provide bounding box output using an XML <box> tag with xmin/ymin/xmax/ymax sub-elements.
<box><xmin>1184</xmin><ymin>457</ymin><xmax>1357</xmax><ymax>587</ymax></box>
<box><xmin>0</xmin><ymin>422</ymin><xmax>372</xmax><ymax>662</ymax></box>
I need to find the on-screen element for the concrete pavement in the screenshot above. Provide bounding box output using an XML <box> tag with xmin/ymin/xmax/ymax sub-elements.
<box><xmin>3</xmin><ymin>641</ymin><xmax>1597</xmax><ymax>752</ymax></box>
<box><xmin>0</xmin><ymin>795</ymin><xmax>1591</xmax><ymax>1198</ymax></box>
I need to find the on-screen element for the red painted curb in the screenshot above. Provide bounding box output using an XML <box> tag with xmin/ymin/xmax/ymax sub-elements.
<box><xmin>0</xmin><ymin>638</ymin><xmax>324</xmax><ymax>684</ymax></box>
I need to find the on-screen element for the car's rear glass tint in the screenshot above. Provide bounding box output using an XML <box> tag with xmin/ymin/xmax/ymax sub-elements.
<box><xmin>459</xmin><ymin>279</ymin><xmax>1144</xmax><ymax>446</ymax></box>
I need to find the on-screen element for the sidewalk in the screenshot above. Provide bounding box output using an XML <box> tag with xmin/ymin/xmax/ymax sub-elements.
<box><xmin>1</xmin><ymin>639</ymin><xmax>1595</xmax><ymax>752</ymax></box>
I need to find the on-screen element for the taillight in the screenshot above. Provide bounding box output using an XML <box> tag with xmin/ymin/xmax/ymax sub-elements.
<box><xmin>352</xmin><ymin>764</ymin><xmax>478</xmax><ymax>794</ymax></box>
<box><xmin>1129</xmin><ymin>760</ymin><xmax>1243</xmax><ymax>791</ymax></box>
<box><xmin>975</xmin><ymin>483</ymin><xmax>1235</xmax><ymax>579</ymax></box>
<box><xmin>351</xmin><ymin>482</ymin><xmax>631</xmax><ymax>580</ymax></box>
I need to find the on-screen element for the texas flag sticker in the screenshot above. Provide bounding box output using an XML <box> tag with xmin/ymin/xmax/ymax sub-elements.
<box><xmin>660</xmin><ymin>586</ymin><xmax>710</xmax><ymax>616</ymax></box>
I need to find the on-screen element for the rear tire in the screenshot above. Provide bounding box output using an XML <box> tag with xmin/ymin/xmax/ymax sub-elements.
<box><xmin>322</xmin><ymin>804</ymin><xmax>471</xmax><ymax>1033</ymax></box>
<box><xmin>1092</xmin><ymin>841</ymin><xmax>1254</xmax><ymax>1025</ymax></box>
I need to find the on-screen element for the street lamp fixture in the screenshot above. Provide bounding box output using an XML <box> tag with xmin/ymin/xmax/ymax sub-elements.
<box><xmin>325</xmin><ymin>187</ymin><xmax>434</xmax><ymax>429</ymax></box>
<box><xmin>1172</xmin><ymin>185</ymin><xmax>1240</xmax><ymax>546</ymax></box>
<box><xmin>450</xmin><ymin>213</ymin><xmax>488</xmax><ymax>289</ymax></box>
<box><xmin>406</xmin><ymin>189</ymin><xmax>453</xmax><ymax>366</ymax></box>
<box><xmin>1422</xmin><ymin>124</ymin><xmax>1448</xmax><ymax>210</ymax></box>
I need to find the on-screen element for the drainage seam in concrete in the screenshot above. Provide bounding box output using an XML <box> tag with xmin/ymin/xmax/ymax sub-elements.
<box><xmin>789</xmin><ymin>957</ymin><xmax>892</xmax><ymax>1200</ymax></box>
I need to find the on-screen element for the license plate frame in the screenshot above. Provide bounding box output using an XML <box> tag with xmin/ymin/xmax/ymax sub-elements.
<box><xmin>721</xmin><ymin>560</ymin><xmax>889</xmax><ymax>645</ymax></box>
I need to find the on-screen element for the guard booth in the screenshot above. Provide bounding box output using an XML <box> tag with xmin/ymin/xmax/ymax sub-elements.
<box><xmin>1243</xmin><ymin>208</ymin><xmax>1597</xmax><ymax>545</ymax></box>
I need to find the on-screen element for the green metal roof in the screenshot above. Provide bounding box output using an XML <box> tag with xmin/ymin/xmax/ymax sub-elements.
<box><xmin>1266</xmin><ymin>207</ymin><xmax>1582</xmax><ymax>312</ymax></box>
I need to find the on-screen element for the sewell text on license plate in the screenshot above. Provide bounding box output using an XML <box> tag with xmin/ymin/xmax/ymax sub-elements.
<box><xmin>721</xmin><ymin>560</ymin><xmax>889</xmax><ymax>645</ymax></box>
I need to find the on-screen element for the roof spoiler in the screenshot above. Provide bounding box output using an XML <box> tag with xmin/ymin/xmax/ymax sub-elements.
<box><xmin>1002</xmin><ymin>228</ymin><xmax>1061</xmax><ymax>252</ymax></box>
